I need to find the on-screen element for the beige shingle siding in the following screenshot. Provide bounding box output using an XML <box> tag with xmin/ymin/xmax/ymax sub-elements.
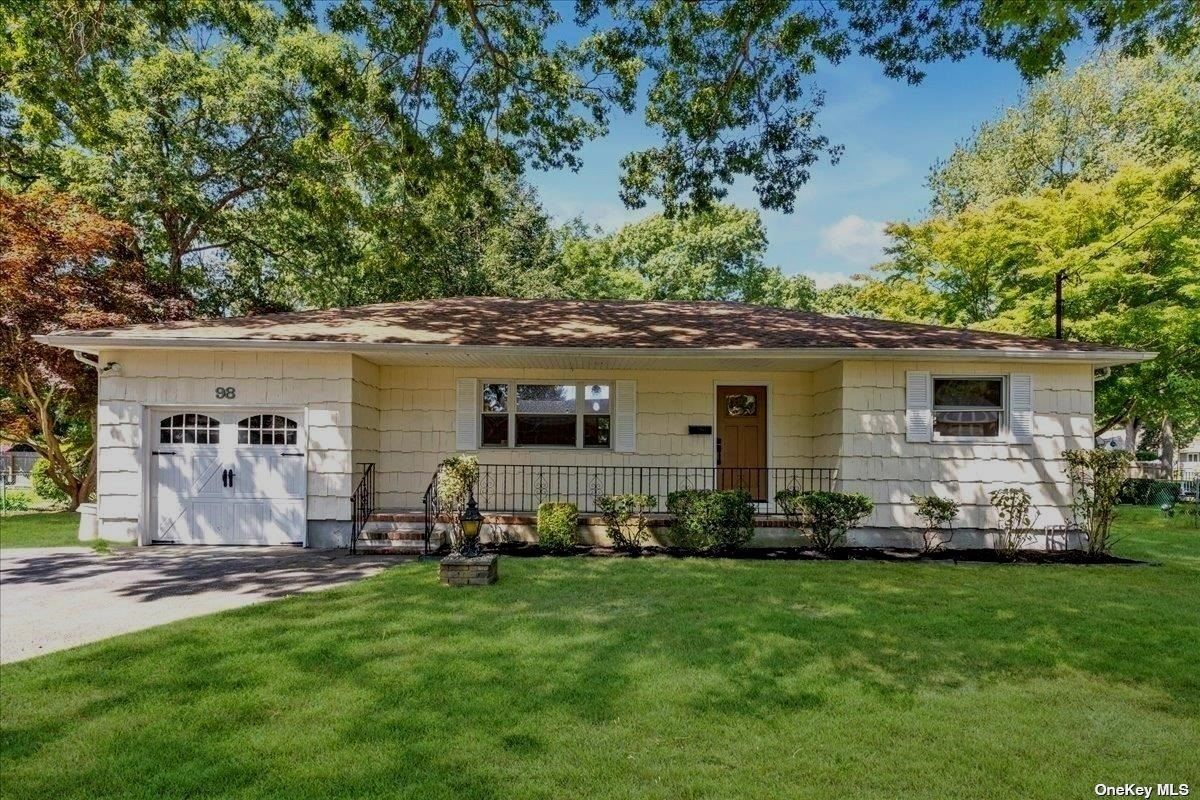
<box><xmin>95</xmin><ymin>350</ymin><xmax>359</xmax><ymax>541</ymax></box>
<box><xmin>94</xmin><ymin>349</ymin><xmax>1094</xmax><ymax>542</ymax></box>
<box><xmin>835</xmin><ymin>360</ymin><xmax>1093</xmax><ymax>530</ymax></box>
<box><xmin>374</xmin><ymin>366</ymin><xmax>820</xmax><ymax>510</ymax></box>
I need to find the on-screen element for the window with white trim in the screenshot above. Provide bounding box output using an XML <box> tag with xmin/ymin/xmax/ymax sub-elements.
<box><xmin>932</xmin><ymin>377</ymin><xmax>1005</xmax><ymax>440</ymax></box>
<box><xmin>481</xmin><ymin>382</ymin><xmax>611</xmax><ymax>449</ymax></box>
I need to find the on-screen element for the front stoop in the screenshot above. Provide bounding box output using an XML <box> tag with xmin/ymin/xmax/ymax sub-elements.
<box><xmin>356</xmin><ymin>514</ymin><xmax>443</xmax><ymax>555</ymax></box>
<box><xmin>440</xmin><ymin>554</ymin><xmax>499</xmax><ymax>586</ymax></box>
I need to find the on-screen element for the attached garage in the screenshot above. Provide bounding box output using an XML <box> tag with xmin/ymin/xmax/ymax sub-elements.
<box><xmin>150</xmin><ymin>409</ymin><xmax>307</xmax><ymax>546</ymax></box>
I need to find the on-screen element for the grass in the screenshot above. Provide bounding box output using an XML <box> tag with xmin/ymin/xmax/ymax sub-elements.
<box><xmin>0</xmin><ymin>511</ymin><xmax>79</xmax><ymax>549</ymax></box>
<box><xmin>1</xmin><ymin>508</ymin><xmax>1197</xmax><ymax>799</ymax></box>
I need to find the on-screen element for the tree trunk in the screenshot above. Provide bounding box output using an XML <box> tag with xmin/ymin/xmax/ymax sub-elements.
<box><xmin>1124</xmin><ymin>415</ymin><xmax>1141</xmax><ymax>454</ymax></box>
<box><xmin>1161</xmin><ymin>415</ymin><xmax>1176</xmax><ymax>474</ymax></box>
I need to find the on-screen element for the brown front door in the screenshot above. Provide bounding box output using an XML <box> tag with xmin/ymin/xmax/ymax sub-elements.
<box><xmin>716</xmin><ymin>385</ymin><xmax>768</xmax><ymax>501</ymax></box>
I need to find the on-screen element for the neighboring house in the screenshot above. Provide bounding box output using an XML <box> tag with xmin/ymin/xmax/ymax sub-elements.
<box><xmin>1</xmin><ymin>443</ymin><xmax>37</xmax><ymax>489</ymax></box>
<box><xmin>1181</xmin><ymin>436</ymin><xmax>1200</xmax><ymax>480</ymax></box>
<box><xmin>36</xmin><ymin>298</ymin><xmax>1153</xmax><ymax>551</ymax></box>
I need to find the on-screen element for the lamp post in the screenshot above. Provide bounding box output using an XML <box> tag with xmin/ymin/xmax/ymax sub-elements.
<box><xmin>458</xmin><ymin>490</ymin><xmax>484</xmax><ymax>557</ymax></box>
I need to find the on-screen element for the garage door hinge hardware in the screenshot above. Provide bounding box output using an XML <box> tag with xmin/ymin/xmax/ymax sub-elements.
<box><xmin>281</xmin><ymin>452</ymin><xmax>304</xmax><ymax>457</ymax></box>
<box><xmin>152</xmin><ymin>450</ymin><xmax>176</xmax><ymax>455</ymax></box>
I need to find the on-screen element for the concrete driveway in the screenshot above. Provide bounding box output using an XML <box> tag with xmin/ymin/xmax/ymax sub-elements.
<box><xmin>0</xmin><ymin>546</ymin><xmax>401</xmax><ymax>664</ymax></box>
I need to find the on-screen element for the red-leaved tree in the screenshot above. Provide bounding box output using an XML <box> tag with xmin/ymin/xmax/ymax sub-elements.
<box><xmin>1</xmin><ymin>188</ymin><xmax>190</xmax><ymax>508</ymax></box>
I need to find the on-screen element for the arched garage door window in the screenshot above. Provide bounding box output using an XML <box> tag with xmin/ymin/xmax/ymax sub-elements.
<box><xmin>160</xmin><ymin>413</ymin><xmax>220</xmax><ymax>444</ymax></box>
<box><xmin>238</xmin><ymin>414</ymin><xmax>298</xmax><ymax>445</ymax></box>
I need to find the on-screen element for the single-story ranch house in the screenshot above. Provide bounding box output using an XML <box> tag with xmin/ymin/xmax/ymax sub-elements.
<box><xmin>38</xmin><ymin>298</ymin><xmax>1153</xmax><ymax>551</ymax></box>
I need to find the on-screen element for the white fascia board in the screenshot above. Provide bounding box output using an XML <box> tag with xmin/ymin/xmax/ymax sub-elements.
<box><xmin>34</xmin><ymin>333</ymin><xmax>1156</xmax><ymax>367</ymax></box>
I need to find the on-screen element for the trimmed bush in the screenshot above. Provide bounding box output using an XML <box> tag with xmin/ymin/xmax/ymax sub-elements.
<box><xmin>596</xmin><ymin>493</ymin><xmax>656</xmax><ymax>551</ymax></box>
<box><xmin>1</xmin><ymin>489</ymin><xmax>33</xmax><ymax>512</ymax></box>
<box><xmin>31</xmin><ymin>459</ymin><xmax>69</xmax><ymax>505</ymax></box>
<box><xmin>1118</xmin><ymin>478</ymin><xmax>1181</xmax><ymax>506</ymax></box>
<box><xmin>988</xmin><ymin>487</ymin><xmax>1036</xmax><ymax>559</ymax></box>
<box><xmin>537</xmin><ymin>502</ymin><xmax>579</xmax><ymax>553</ymax></box>
<box><xmin>665</xmin><ymin>489</ymin><xmax>754</xmax><ymax>553</ymax></box>
<box><xmin>775</xmin><ymin>490</ymin><xmax>873</xmax><ymax>552</ymax></box>
<box><xmin>910</xmin><ymin>494</ymin><xmax>960</xmax><ymax>553</ymax></box>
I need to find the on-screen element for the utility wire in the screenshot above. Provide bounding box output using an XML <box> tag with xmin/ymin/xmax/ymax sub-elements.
<box><xmin>1062</xmin><ymin>181</ymin><xmax>1200</xmax><ymax>281</ymax></box>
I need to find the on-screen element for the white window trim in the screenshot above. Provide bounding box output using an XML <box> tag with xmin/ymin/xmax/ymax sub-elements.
<box><xmin>479</xmin><ymin>379</ymin><xmax>613</xmax><ymax>451</ymax></box>
<box><xmin>931</xmin><ymin>375</ymin><xmax>1008</xmax><ymax>443</ymax></box>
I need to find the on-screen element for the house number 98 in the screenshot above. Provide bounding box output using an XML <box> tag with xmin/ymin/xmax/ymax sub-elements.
<box><xmin>215</xmin><ymin>387</ymin><xmax>236</xmax><ymax>399</ymax></box>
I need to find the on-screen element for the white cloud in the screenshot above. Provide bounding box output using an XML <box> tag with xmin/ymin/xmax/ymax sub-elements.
<box><xmin>819</xmin><ymin>215</ymin><xmax>889</xmax><ymax>267</ymax></box>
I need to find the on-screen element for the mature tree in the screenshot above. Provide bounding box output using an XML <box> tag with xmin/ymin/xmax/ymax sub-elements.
<box><xmin>536</xmin><ymin>204</ymin><xmax>816</xmax><ymax>308</ymax></box>
<box><xmin>929</xmin><ymin>48</ymin><xmax>1200</xmax><ymax>213</ymax></box>
<box><xmin>0</xmin><ymin>189</ymin><xmax>190</xmax><ymax>508</ymax></box>
<box><xmin>7</xmin><ymin>0</ymin><xmax>1195</xmax><ymax>286</ymax></box>
<box><xmin>1</xmin><ymin>2</ymin><xmax>365</xmax><ymax>290</ymax></box>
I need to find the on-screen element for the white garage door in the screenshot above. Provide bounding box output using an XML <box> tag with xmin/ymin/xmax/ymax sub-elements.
<box><xmin>151</xmin><ymin>410</ymin><xmax>306</xmax><ymax>545</ymax></box>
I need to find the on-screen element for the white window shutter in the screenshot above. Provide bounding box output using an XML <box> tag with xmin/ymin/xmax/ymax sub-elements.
<box><xmin>455</xmin><ymin>378</ymin><xmax>478</xmax><ymax>451</ymax></box>
<box><xmin>614</xmin><ymin>380</ymin><xmax>637</xmax><ymax>453</ymax></box>
<box><xmin>1009</xmin><ymin>373</ymin><xmax>1034</xmax><ymax>444</ymax></box>
<box><xmin>905</xmin><ymin>371</ymin><xmax>932</xmax><ymax>443</ymax></box>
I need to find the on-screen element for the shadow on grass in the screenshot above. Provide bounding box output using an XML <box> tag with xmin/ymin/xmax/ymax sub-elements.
<box><xmin>2</xmin><ymin>514</ymin><xmax>1198</xmax><ymax>798</ymax></box>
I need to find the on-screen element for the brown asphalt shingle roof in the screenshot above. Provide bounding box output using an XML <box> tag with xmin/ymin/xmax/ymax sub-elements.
<box><xmin>48</xmin><ymin>297</ymin><xmax>1136</xmax><ymax>353</ymax></box>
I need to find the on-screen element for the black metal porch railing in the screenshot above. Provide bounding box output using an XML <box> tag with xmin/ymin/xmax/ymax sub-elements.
<box><xmin>422</xmin><ymin>468</ymin><xmax>441</xmax><ymax>556</ymax></box>
<box><xmin>422</xmin><ymin>465</ymin><xmax>837</xmax><ymax>543</ymax></box>
<box><xmin>349</xmin><ymin>463</ymin><xmax>375</xmax><ymax>554</ymax></box>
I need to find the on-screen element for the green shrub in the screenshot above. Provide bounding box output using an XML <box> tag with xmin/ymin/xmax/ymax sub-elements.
<box><xmin>0</xmin><ymin>489</ymin><xmax>33</xmax><ymax>512</ymax></box>
<box><xmin>1118</xmin><ymin>478</ymin><xmax>1180</xmax><ymax>506</ymax></box>
<box><xmin>665</xmin><ymin>489</ymin><xmax>754</xmax><ymax>553</ymax></box>
<box><xmin>775</xmin><ymin>490</ymin><xmax>874</xmax><ymax>552</ymax></box>
<box><xmin>537</xmin><ymin>502</ymin><xmax>579</xmax><ymax>553</ymax></box>
<box><xmin>596</xmin><ymin>493</ymin><xmax>656</xmax><ymax>550</ymax></box>
<box><xmin>910</xmin><ymin>494</ymin><xmax>960</xmax><ymax>553</ymax></box>
<box><xmin>31</xmin><ymin>459</ymin><xmax>69</xmax><ymax>505</ymax></box>
<box><xmin>988</xmin><ymin>487</ymin><xmax>1036</xmax><ymax>559</ymax></box>
<box><xmin>1065</xmin><ymin>448</ymin><xmax>1131</xmax><ymax>555</ymax></box>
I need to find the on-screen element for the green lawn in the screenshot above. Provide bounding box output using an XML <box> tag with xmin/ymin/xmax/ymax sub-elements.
<box><xmin>0</xmin><ymin>511</ymin><xmax>80</xmax><ymax>549</ymax></box>
<box><xmin>1</xmin><ymin>508</ymin><xmax>1197</xmax><ymax>799</ymax></box>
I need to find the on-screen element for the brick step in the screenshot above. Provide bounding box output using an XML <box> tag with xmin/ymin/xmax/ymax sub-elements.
<box><xmin>354</xmin><ymin>543</ymin><xmax>427</xmax><ymax>555</ymax></box>
<box><xmin>358</xmin><ymin>529</ymin><xmax>425</xmax><ymax>542</ymax></box>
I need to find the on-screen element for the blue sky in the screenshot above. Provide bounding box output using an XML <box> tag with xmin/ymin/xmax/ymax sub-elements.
<box><xmin>528</xmin><ymin>52</ymin><xmax>1034</xmax><ymax>288</ymax></box>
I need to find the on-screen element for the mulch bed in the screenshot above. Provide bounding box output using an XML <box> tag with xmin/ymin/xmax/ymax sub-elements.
<box><xmin>490</xmin><ymin>542</ymin><xmax>1151</xmax><ymax>566</ymax></box>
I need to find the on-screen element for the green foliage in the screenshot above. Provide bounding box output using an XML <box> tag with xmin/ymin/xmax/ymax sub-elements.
<box><xmin>5</xmin><ymin>0</ymin><xmax>1192</xmax><ymax>316</ymax></box>
<box><xmin>537</xmin><ymin>502</ymin><xmax>579</xmax><ymax>553</ymax></box>
<box><xmin>438</xmin><ymin>455</ymin><xmax>479</xmax><ymax>548</ymax></box>
<box><xmin>1119</xmin><ymin>479</ymin><xmax>1183</xmax><ymax>507</ymax></box>
<box><xmin>988</xmin><ymin>488</ymin><xmax>1036</xmax><ymax>559</ymax></box>
<box><xmin>929</xmin><ymin>50</ymin><xmax>1200</xmax><ymax>214</ymax></box>
<box><xmin>0</xmin><ymin>488</ymin><xmax>33</xmax><ymax>512</ymax></box>
<box><xmin>775</xmin><ymin>490</ymin><xmax>874</xmax><ymax>553</ymax></box>
<box><xmin>596</xmin><ymin>493</ymin><xmax>656</xmax><ymax>551</ymax></box>
<box><xmin>910</xmin><ymin>494</ymin><xmax>961</xmax><ymax>553</ymax></box>
<box><xmin>437</xmin><ymin>456</ymin><xmax>480</xmax><ymax>512</ymax></box>
<box><xmin>30</xmin><ymin>458</ymin><xmax>69</xmax><ymax>504</ymax></box>
<box><xmin>666</xmin><ymin>489</ymin><xmax>754</xmax><ymax>553</ymax></box>
<box><xmin>546</xmin><ymin>204</ymin><xmax>816</xmax><ymax>309</ymax></box>
<box><xmin>1065</xmin><ymin>449</ymin><xmax>1133</xmax><ymax>555</ymax></box>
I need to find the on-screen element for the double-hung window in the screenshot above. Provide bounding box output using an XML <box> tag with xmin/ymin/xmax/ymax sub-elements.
<box><xmin>932</xmin><ymin>377</ymin><xmax>1005</xmax><ymax>440</ymax></box>
<box><xmin>480</xmin><ymin>382</ymin><xmax>611</xmax><ymax>449</ymax></box>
